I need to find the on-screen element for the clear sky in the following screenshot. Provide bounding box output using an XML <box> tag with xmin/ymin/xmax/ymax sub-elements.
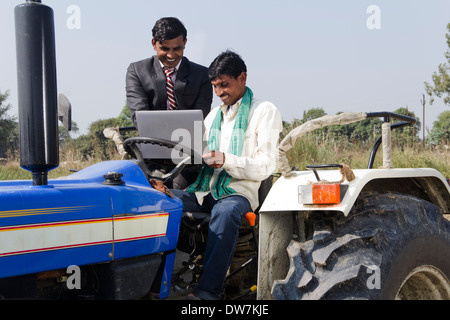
<box><xmin>1</xmin><ymin>0</ymin><xmax>449</xmax><ymax>137</ymax></box>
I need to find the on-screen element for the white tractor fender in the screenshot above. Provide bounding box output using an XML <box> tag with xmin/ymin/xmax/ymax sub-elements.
<box><xmin>260</xmin><ymin>168</ymin><xmax>450</xmax><ymax>216</ymax></box>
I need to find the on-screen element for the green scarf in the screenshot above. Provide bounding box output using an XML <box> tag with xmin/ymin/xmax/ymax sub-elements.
<box><xmin>186</xmin><ymin>87</ymin><xmax>253</xmax><ymax>198</ymax></box>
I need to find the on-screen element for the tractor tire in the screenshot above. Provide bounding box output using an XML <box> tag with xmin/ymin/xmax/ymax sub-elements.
<box><xmin>271</xmin><ymin>192</ymin><xmax>450</xmax><ymax>300</ymax></box>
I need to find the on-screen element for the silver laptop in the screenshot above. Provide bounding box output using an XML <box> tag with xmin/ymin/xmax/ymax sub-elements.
<box><xmin>135</xmin><ymin>110</ymin><xmax>206</xmax><ymax>162</ymax></box>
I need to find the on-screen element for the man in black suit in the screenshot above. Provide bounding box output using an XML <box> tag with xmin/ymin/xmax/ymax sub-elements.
<box><xmin>126</xmin><ymin>17</ymin><xmax>212</xmax><ymax>189</ymax></box>
<box><xmin>126</xmin><ymin>17</ymin><xmax>212</xmax><ymax>127</ymax></box>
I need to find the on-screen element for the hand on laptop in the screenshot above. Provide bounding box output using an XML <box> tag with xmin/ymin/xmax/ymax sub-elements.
<box><xmin>203</xmin><ymin>150</ymin><xmax>225</xmax><ymax>168</ymax></box>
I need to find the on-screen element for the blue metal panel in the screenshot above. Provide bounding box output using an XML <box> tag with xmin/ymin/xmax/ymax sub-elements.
<box><xmin>0</xmin><ymin>182</ymin><xmax>114</xmax><ymax>278</ymax></box>
<box><xmin>0</xmin><ymin>160</ymin><xmax>183</xmax><ymax>280</ymax></box>
<box><xmin>110</xmin><ymin>181</ymin><xmax>183</xmax><ymax>260</ymax></box>
<box><xmin>0</xmin><ymin>183</ymin><xmax>113</xmax><ymax>226</ymax></box>
<box><xmin>58</xmin><ymin>160</ymin><xmax>151</xmax><ymax>188</ymax></box>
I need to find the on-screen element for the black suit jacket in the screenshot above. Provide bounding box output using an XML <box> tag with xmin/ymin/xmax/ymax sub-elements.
<box><xmin>126</xmin><ymin>56</ymin><xmax>212</xmax><ymax>128</ymax></box>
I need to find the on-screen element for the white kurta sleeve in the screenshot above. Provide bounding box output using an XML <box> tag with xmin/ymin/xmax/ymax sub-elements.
<box><xmin>222</xmin><ymin>101</ymin><xmax>282</xmax><ymax>181</ymax></box>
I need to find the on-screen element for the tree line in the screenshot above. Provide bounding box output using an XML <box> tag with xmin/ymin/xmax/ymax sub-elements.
<box><xmin>1</xmin><ymin>90</ymin><xmax>448</xmax><ymax>163</ymax></box>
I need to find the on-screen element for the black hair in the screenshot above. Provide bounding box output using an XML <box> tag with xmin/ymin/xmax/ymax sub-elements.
<box><xmin>152</xmin><ymin>17</ymin><xmax>187</xmax><ymax>43</ymax></box>
<box><xmin>208</xmin><ymin>50</ymin><xmax>247</xmax><ymax>81</ymax></box>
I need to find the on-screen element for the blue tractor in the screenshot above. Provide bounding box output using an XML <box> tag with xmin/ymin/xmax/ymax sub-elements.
<box><xmin>0</xmin><ymin>0</ymin><xmax>188</xmax><ymax>299</ymax></box>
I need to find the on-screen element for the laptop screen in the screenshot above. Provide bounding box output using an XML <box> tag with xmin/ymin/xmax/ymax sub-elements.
<box><xmin>135</xmin><ymin>110</ymin><xmax>206</xmax><ymax>162</ymax></box>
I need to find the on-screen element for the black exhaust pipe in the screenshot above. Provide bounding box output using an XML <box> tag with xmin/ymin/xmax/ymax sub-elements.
<box><xmin>15</xmin><ymin>0</ymin><xmax>59</xmax><ymax>186</ymax></box>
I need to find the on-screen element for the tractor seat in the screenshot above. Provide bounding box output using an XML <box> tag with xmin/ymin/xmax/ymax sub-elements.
<box><xmin>177</xmin><ymin>176</ymin><xmax>273</xmax><ymax>255</ymax></box>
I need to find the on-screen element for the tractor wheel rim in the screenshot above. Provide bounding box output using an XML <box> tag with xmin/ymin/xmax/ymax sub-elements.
<box><xmin>395</xmin><ymin>265</ymin><xmax>450</xmax><ymax>300</ymax></box>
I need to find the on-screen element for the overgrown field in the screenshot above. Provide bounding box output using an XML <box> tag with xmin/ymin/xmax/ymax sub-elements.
<box><xmin>284</xmin><ymin>134</ymin><xmax>450</xmax><ymax>178</ymax></box>
<box><xmin>1</xmin><ymin>134</ymin><xmax>448</xmax><ymax>181</ymax></box>
<box><xmin>0</xmin><ymin>147</ymin><xmax>122</xmax><ymax>181</ymax></box>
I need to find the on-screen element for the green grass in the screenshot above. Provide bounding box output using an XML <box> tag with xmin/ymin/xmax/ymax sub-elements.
<box><xmin>0</xmin><ymin>147</ymin><xmax>118</xmax><ymax>181</ymax></box>
<box><xmin>0</xmin><ymin>159</ymin><xmax>95</xmax><ymax>181</ymax></box>
<box><xmin>1</xmin><ymin>136</ymin><xmax>449</xmax><ymax>181</ymax></box>
<box><xmin>285</xmin><ymin>135</ymin><xmax>450</xmax><ymax>178</ymax></box>
<box><xmin>0</xmin><ymin>160</ymin><xmax>31</xmax><ymax>180</ymax></box>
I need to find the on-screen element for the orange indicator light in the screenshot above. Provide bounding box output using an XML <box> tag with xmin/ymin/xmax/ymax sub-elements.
<box><xmin>311</xmin><ymin>184</ymin><xmax>341</xmax><ymax>204</ymax></box>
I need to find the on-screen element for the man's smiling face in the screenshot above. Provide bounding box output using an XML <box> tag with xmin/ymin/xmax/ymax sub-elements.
<box><xmin>211</xmin><ymin>72</ymin><xmax>247</xmax><ymax>106</ymax></box>
<box><xmin>152</xmin><ymin>35</ymin><xmax>186</xmax><ymax>69</ymax></box>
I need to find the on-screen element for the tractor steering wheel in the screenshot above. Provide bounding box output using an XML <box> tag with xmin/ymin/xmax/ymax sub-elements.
<box><xmin>123</xmin><ymin>137</ymin><xmax>203</xmax><ymax>184</ymax></box>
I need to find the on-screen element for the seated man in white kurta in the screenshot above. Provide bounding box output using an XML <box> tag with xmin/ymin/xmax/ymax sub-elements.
<box><xmin>171</xmin><ymin>50</ymin><xmax>282</xmax><ymax>300</ymax></box>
